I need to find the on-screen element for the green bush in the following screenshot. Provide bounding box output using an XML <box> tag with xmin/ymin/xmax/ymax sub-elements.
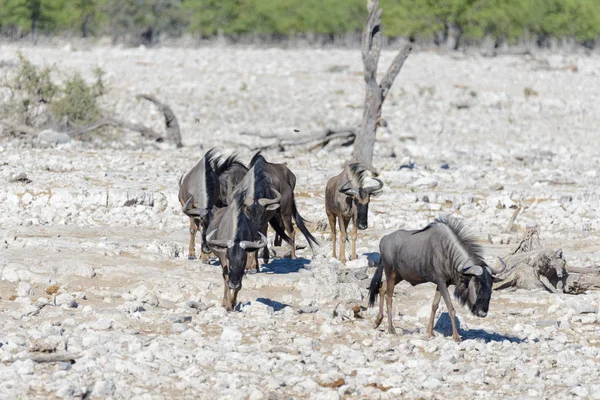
<box><xmin>0</xmin><ymin>53</ymin><xmax>106</xmax><ymax>131</ymax></box>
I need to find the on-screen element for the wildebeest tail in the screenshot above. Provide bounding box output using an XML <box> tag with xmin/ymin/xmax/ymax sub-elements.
<box><xmin>292</xmin><ymin>200</ymin><xmax>318</xmax><ymax>250</ymax></box>
<box><xmin>269</xmin><ymin>218</ymin><xmax>291</xmax><ymax>244</ymax></box>
<box><xmin>368</xmin><ymin>258</ymin><xmax>384</xmax><ymax>308</ymax></box>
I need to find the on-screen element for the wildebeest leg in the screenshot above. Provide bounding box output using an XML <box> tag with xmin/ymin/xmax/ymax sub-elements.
<box><xmin>221</xmin><ymin>267</ymin><xmax>233</xmax><ymax>311</ymax></box>
<box><xmin>283</xmin><ymin>216</ymin><xmax>296</xmax><ymax>259</ymax></box>
<box><xmin>350</xmin><ymin>214</ymin><xmax>358</xmax><ymax>260</ymax></box>
<box><xmin>338</xmin><ymin>217</ymin><xmax>348</xmax><ymax>263</ymax></box>
<box><xmin>188</xmin><ymin>218</ymin><xmax>198</xmax><ymax>260</ymax></box>
<box><xmin>427</xmin><ymin>288</ymin><xmax>441</xmax><ymax>337</ymax></box>
<box><xmin>327</xmin><ymin>211</ymin><xmax>337</xmax><ymax>259</ymax></box>
<box><xmin>374</xmin><ymin>282</ymin><xmax>386</xmax><ymax>329</ymax></box>
<box><xmin>385</xmin><ymin>269</ymin><xmax>397</xmax><ymax>334</ymax></box>
<box><xmin>273</xmin><ymin>214</ymin><xmax>283</xmax><ymax>247</ymax></box>
<box><xmin>261</xmin><ymin>224</ymin><xmax>269</xmax><ymax>266</ymax></box>
<box><xmin>437</xmin><ymin>282</ymin><xmax>461</xmax><ymax>342</ymax></box>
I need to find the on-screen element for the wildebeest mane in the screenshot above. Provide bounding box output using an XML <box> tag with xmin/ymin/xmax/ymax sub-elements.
<box><xmin>247</xmin><ymin>157</ymin><xmax>276</xmax><ymax>198</ymax></box>
<box><xmin>347</xmin><ymin>163</ymin><xmax>367</xmax><ymax>187</ymax></box>
<box><xmin>249</xmin><ymin>151</ymin><xmax>266</xmax><ymax>169</ymax></box>
<box><xmin>436</xmin><ymin>215</ymin><xmax>485</xmax><ymax>265</ymax></box>
<box><xmin>215</xmin><ymin>153</ymin><xmax>246</xmax><ymax>176</ymax></box>
<box><xmin>203</xmin><ymin>148</ymin><xmax>221</xmax><ymax>197</ymax></box>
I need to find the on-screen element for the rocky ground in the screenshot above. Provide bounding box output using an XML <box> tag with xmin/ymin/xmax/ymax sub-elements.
<box><xmin>1</xmin><ymin>43</ymin><xmax>599</xmax><ymax>399</ymax></box>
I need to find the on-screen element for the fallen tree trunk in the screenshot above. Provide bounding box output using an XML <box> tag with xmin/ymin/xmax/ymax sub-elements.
<box><xmin>493</xmin><ymin>227</ymin><xmax>600</xmax><ymax>294</ymax></box>
<box><xmin>71</xmin><ymin>117</ymin><xmax>164</xmax><ymax>142</ymax></box>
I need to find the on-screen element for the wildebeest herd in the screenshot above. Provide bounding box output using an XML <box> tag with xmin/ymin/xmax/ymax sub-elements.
<box><xmin>179</xmin><ymin>149</ymin><xmax>506</xmax><ymax>341</ymax></box>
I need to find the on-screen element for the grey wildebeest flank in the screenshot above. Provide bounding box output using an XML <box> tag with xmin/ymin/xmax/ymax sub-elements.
<box><xmin>325</xmin><ymin>163</ymin><xmax>383</xmax><ymax>262</ymax></box>
<box><xmin>178</xmin><ymin>149</ymin><xmax>221</xmax><ymax>260</ymax></box>
<box><xmin>368</xmin><ymin>216</ymin><xmax>505</xmax><ymax>342</ymax></box>
<box><xmin>248</xmin><ymin>153</ymin><xmax>318</xmax><ymax>259</ymax></box>
<box><xmin>205</xmin><ymin>189</ymin><xmax>271</xmax><ymax>311</ymax></box>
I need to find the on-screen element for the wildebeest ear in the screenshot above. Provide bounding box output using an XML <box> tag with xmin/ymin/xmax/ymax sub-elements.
<box><xmin>370</xmin><ymin>189</ymin><xmax>383</xmax><ymax>198</ymax></box>
<box><xmin>265</xmin><ymin>203</ymin><xmax>280</xmax><ymax>211</ymax></box>
<box><xmin>461</xmin><ymin>265</ymin><xmax>484</xmax><ymax>276</ymax></box>
<box><xmin>468</xmin><ymin>278</ymin><xmax>477</xmax><ymax>304</ymax></box>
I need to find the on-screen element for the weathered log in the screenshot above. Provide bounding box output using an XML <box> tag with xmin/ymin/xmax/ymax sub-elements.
<box><xmin>136</xmin><ymin>94</ymin><xmax>183</xmax><ymax>147</ymax></box>
<box><xmin>71</xmin><ymin>117</ymin><xmax>164</xmax><ymax>142</ymax></box>
<box><xmin>0</xmin><ymin>119</ymin><xmax>38</xmax><ymax>135</ymax></box>
<box><xmin>351</xmin><ymin>0</ymin><xmax>411</xmax><ymax>174</ymax></box>
<box><xmin>564</xmin><ymin>273</ymin><xmax>600</xmax><ymax>294</ymax></box>
<box><xmin>493</xmin><ymin>248</ymin><xmax>567</xmax><ymax>292</ymax></box>
<box><xmin>239</xmin><ymin>127</ymin><xmax>357</xmax><ymax>152</ymax></box>
<box><xmin>9</xmin><ymin>352</ymin><xmax>81</xmax><ymax>364</ymax></box>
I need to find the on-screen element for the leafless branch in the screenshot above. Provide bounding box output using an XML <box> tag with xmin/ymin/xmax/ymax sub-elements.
<box><xmin>136</xmin><ymin>94</ymin><xmax>182</xmax><ymax>147</ymax></box>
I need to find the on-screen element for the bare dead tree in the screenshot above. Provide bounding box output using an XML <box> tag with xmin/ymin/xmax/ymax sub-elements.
<box><xmin>352</xmin><ymin>0</ymin><xmax>412</xmax><ymax>174</ymax></box>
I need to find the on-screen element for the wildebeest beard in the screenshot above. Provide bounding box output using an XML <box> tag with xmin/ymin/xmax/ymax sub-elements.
<box><xmin>453</xmin><ymin>269</ymin><xmax>493</xmax><ymax>317</ymax></box>
<box><xmin>355</xmin><ymin>201</ymin><xmax>369</xmax><ymax>230</ymax></box>
<box><xmin>227</xmin><ymin>244</ymin><xmax>247</xmax><ymax>289</ymax></box>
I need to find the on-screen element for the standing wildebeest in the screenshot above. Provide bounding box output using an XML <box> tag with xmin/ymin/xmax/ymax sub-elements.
<box><xmin>249</xmin><ymin>153</ymin><xmax>318</xmax><ymax>259</ymax></box>
<box><xmin>178</xmin><ymin>149</ymin><xmax>221</xmax><ymax>260</ymax></box>
<box><xmin>205</xmin><ymin>189</ymin><xmax>272</xmax><ymax>311</ymax></box>
<box><xmin>325</xmin><ymin>163</ymin><xmax>383</xmax><ymax>262</ymax></box>
<box><xmin>368</xmin><ymin>216</ymin><xmax>505</xmax><ymax>342</ymax></box>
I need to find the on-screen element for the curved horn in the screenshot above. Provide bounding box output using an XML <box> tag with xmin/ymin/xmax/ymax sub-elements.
<box><xmin>339</xmin><ymin>181</ymin><xmax>359</xmax><ymax>197</ymax></box>
<box><xmin>240</xmin><ymin>232</ymin><xmax>268</xmax><ymax>250</ymax></box>
<box><xmin>365</xmin><ymin>178</ymin><xmax>384</xmax><ymax>194</ymax></box>
<box><xmin>182</xmin><ymin>196</ymin><xmax>209</xmax><ymax>218</ymax></box>
<box><xmin>257</xmin><ymin>188</ymin><xmax>281</xmax><ymax>206</ymax></box>
<box><xmin>489</xmin><ymin>257</ymin><xmax>508</xmax><ymax>275</ymax></box>
<box><xmin>206</xmin><ymin>230</ymin><xmax>233</xmax><ymax>249</ymax></box>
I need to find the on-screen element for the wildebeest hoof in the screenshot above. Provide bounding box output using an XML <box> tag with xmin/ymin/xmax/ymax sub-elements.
<box><xmin>188</xmin><ymin>255</ymin><xmax>197</xmax><ymax>260</ymax></box>
<box><xmin>246</xmin><ymin>269</ymin><xmax>259</xmax><ymax>275</ymax></box>
<box><xmin>453</xmin><ymin>335</ymin><xmax>461</xmax><ymax>343</ymax></box>
<box><xmin>388</xmin><ymin>327</ymin><xmax>397</xmax><ymax>335</ymax></box>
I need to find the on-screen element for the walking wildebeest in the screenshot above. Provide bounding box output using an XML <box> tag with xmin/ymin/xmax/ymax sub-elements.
<box><xmin>249</xmin><ymin>153</ymin><xmax>318</xmax><ymax>259</ymax></box>
<box><xmin>205</xmin><ymin>188</ymin><xmax>273</xmax><ymax>311</ymax></box>
<box><xmin>325</xmin><ymin>163</ymin><xmax>383</xmax><ymax>262</ymax></box>
<box><xmin>178</xmin><ymin>149</ymin><xmax>221</xmax><ymax>260</ymax></box>
<box><xmin>368</xmin><ymin>216</ymin><xmax>505</xmax><ymax>342</ymax></box>
<box><xmin>233</xmin><ymin>155</ymin><xmax>291</xmax><ymax>269</ymax></box>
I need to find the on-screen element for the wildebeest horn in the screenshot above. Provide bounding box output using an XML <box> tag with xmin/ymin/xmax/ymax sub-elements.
<box><xmin>257</xmin><ymin>189</ymin><xmax>281</xmax><ymax>206</ymax></box>
<box><xmin>206</xmin><ymin>230</ymin><xmax>233</xmax><ymax>249</ymax></box>
<box><xmin>339</xmin><ymin>181</ymin><xmax>359</xmax><ymax>197</ymax></box>
<box><xmin>365</xmin><ymin>178</ymin><xmax>384</xmax><ymax>194</ymax></box>
<box><xmin>460</xmin><ymin>265</ymin><xmax>484</xmax><ymax>276</ymax></box>
<box><xmin>183</xmin><ymin>196</ymin><xmax>209</xmax><ymax>218</ymax></box>
<box><xmin>489</xmin><ymin>257</ymin><xmax>508</xmax><ymax>275</ymax></box>
<box><xmin>240</xmin><ymin>232</ymin><xmax>268</xmax><ymax>250</ymax></box>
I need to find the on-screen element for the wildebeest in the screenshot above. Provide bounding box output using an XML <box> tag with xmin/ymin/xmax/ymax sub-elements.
<box><xmin>325</xmin><ymin>163</ymin><xmax>383</xmax><ymax>262</ymax></box>
<box><xmin>249</xmin><ymin>153</ymin><xmax>318</xmax><ymax>259</ymax></box>
<box><xmin>216</xmin><ymin>153</ymin><xmax>248</xmax><ymax>207</ymax></box>
<box><xmin>178</xmin><ymin>149</ymin><xmax>221</xmax><ymax>259</ymax></box>
<box><xmin>205</xmin><ymin>188</ymin><xmax>272</xmax><ymax>311</ymax></box>
<box><xmin>368</xmin><ymin>216</ymin><xmax>505</xmax><ymax>342</ymax></box>
<box><xmin>232</xmin><ymin>155</ymin><xmax>291</xmax><ymax>269</ymax></box>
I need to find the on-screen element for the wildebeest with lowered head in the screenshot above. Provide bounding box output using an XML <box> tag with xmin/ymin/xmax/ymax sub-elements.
<box><xmin>368</xmin><ymin>216</ymin><xmax>505</xmax><ymax>342</ymax></box>
<box><xmin>178</xmin><ymin>149</ymin><xmax>221</xmax><ymax>260</ymax></box>
<box><xmin>325</xmin><ymin>163</ymin><xmax>383</xmax><ymax>262</ymax></box>
<box><xmin>232</xmin><ymin>155</ymin><xmax>291</xmax><ymax>269</ymax></box>
<box><xmin>205</xmin><ymin>189</ymin><xmax>270</xmax><ymax>311</ymax></box>
<box><xmin>249</xmin><ymin>153</ymin><xmax>318</xmax><ymax>259</ymax></box>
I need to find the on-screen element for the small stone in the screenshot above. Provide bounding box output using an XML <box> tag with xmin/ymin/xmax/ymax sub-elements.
<box><xmin>490</xmin><ymin>183</ymin><xmax>504</xmax><ymax>191</ymax></box>
<box><xmin>14</xmin><ymin>359</ymin><xmax>35</xmax><ymax>375</ymax></box>
<box><xmin>9</xmin><ymin>172</ymin><xmax>31</xmax><ymax>184</ymax></box>
<box><xmin>220</xmin><ymin>326</ymin><xmax>242</xmax><ymax>343</ymax></box>
<box><xmin>54</xmin><ymin>294</ymin><xmax>77</xmax><ymax>308</ymax></box>
<box><xmin>570</xmin><ymin>385</ymin><xmax>589</xmax><ymax>397</ymax></box>
<box><xmin>166</xmin><ymin>315</ymin><xmax>192</xmax><ymax>323</ymax></box>
<box><xmin>119</xmin><ymin>301</ymin><xmax>145</xmax><ymax>313</ymax></box>
<box><xmin>91</xmin><ymin>380</ymin><xmax>116</xmax><ymax>397</ymax></box>
<box><xmin>92</xmin><ymin>318</ymin><xmax>113</xmax><ymax>331</ymax></box>
<box><xmin>17</xmin><ymin>282</ymin><xmax>32</xmax><ymax>297</ymax></box>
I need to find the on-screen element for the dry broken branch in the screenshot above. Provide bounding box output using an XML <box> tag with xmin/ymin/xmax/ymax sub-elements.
<box><xmin>136</xmin><ymin>94</ymin><xmax>182</xmax><ymax>147</ymax></box>
<box><xmin>0</xmin><ymin>119</ymin><xmax>38</xmax><ymax>135</ymax></box>
<box><xmin>239</xmin><ymin>127</ymin><xmax>357</xmax><ymax>152</ymax></box>
<box><xmin>71</xmin><ymin>117</ymin><xmax>164</xmax><ymax>142</ymax></box>
<box><xmin>9</xmin><ymin>352</ymin><xmax>81</xmax><ymax>364</ymax></box>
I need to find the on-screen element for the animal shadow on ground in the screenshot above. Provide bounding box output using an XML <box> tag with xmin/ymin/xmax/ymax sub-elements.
<box><xmin>261</xmin><ymin>257</ymin><xmax>310</xmax><ymax>274</ymax></box>
<box><xmin>236</xmin><ymin>298</ymin><xmax>290</xmax><ymax>312</ymax></box>
<box><xmin>434</xmin><ymin>312</ymin><xmax>527</xmax><ymax>343</ymax></box>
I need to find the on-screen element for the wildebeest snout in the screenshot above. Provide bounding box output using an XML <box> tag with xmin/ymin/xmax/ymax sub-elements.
<box><xmin>476</xmin><ymin>309</ymin><xmax>487</xmax><ymax>317</ymax></box>
<box><xmin>358</xmin><ymin>223</ymin><xmax>368</xmax><ymax>230</ymax></box>
<box><xmin>228</xmin><ymin>280</ymin><xmax>241</xmax><ymax>290</ymax></box>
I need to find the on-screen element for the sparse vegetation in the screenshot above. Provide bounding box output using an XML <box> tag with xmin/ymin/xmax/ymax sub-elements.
<box><xmin>0</xmin><ymin>0</ymin><xmax>598</xmax><ymax>47</ymax></box>
<box><xmin>0</xmin><ymin>53</ymin><xmax>106</xmax><ymax>132</ymax></box>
